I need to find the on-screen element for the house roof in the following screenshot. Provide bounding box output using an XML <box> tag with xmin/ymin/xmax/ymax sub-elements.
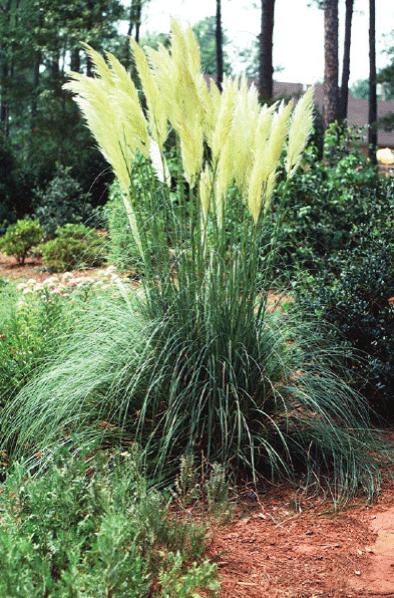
<box><xmin>274</xmin><ymin>82</ymin><xmax>394</xmax><ymax>148</ymax></box>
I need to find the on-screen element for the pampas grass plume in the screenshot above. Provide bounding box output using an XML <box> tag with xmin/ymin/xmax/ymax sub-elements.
<box><xmin>131</xmin><ymin>39</ymin><xmax>168</xmax><ymax>150</ymax></box>
<box><xmin>286</xmin><ymin>86</ymin><xmax>315</xmax><ymax>178</ymax></box>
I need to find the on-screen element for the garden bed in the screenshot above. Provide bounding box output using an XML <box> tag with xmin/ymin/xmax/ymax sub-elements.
<box><xmin>1</xmin><ymin>252</ymin><xmax>394</xmax><ymax>597</ymax></box>
<box><xmin>0</xmin><ymin>251</ymin><xmax>105</xmax><ymax>283</ymax></box>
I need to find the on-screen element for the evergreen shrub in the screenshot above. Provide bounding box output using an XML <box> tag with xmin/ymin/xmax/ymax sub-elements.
<box><xmin>0</xmin><ymin>219</ymin><xmax>44</xmax><ymax>265</ymax></box>
<box><xmin>266</xmin><ymin>125</ymin><xmax>386</xmax><ymax>285</ymax></box>
<box><xmin>42</xmin><ymin>223</ymin><xmax>107</xmax><ymax>272</ymax></box>
<box><xmin>296</xmin><ymin>240</ymin><xmax>394</xmax><ymax>420</ymax></box>
<box><xmin>34</xmin><ymin>166</ymin><xmax>93</xmax><ymax>237</ymax></box>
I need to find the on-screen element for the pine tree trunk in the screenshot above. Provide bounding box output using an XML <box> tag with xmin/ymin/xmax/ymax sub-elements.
<box><xmin>0</xmin><ymin>60</ymin><xmax>9</xmax><ymax>138</ymax></box>
<box><xmin>216</xmin><ymin>0</ymin><xmax>223</xmax><ymax>91</ymax></box>
<box><xmin>259</xmin><ymin>0</ymin><xmax>275</xmax><ymax>103</ymax></box>
<box><xmin>368</xmin><ymin>0</ymin><xmax>377</xmax><ymax>164</ymax></box>
<box><xmin>339</xmin><ymin>0</ymin><xmax>354</xmax><ymax>122</ymax></box>
<box><xmin>30</xmin><ymin>52</ymin><xmax>41</xmax><ymax>132</ymax></box>
<box><xmin>323</xmin><ymin>0</ymin><xmax>339</xmax><ymax>129</ymax></box>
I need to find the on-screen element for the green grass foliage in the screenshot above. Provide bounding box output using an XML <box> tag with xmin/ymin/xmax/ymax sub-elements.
<box><xmin>106</xmin><ymin>180</ymin><xmax>143</xmax><ymax>272</ymax></box>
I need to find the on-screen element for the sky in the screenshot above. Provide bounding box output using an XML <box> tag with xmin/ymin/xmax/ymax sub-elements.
<box><xmin>138</xmin><ymin>0</ymin><xmax>394</xmax><ymax>87</ymax></box>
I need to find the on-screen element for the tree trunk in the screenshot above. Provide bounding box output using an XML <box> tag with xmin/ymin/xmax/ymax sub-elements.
<box><xmin>215</xmin><ymin>0</ymin><xmax>223</xmax><ymax>91</ymax></box>
<box><xmin>339</xmin><ymin>0</ymin><xmax>354</xmax><ymax>122</ymax></box>
<box><xmin>127</xmin><ymin>0</ymin><xmax>142</xmax><ymax>42</ymax></box>
<box><xmin>70</xmin><ymin>48</ymin><xmax>80</xmax><ymax>72</ymax></box>
<box><xmin>323</xmin><ymin>0</ymin><xmax>339</xmax><ymax>129</ymax></box>
<box><xmin>31</xmin><ymin>51</ymin><xmax>41</xmax><ymax>131</ymax></box>
<box><xmin>368</xmin><ymin>0</ymin><xmax>377</xmax><ymax>164</ymax></box>
<box><xmin>259</xmin><ymin>0</ymin><xmax>275</xmax><ymax>103</ymax></box>
<box><xmin>0</xmin><ymin>60</ymin><xmax>9</xmax><ymax>138</ymax></box>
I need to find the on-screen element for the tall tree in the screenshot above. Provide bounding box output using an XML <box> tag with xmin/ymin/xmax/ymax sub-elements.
<box><xmin>0</xmin><ymin>0</ymin><xmax>125</xmax><ymax>212</ymax></box>
<box><xmin>215</xmin><ymin>0</ymin><xmax>223</xmax><ymax>91</ymax></box>
<box><xmin>192</xmin><ymin>16</ymin><xmax>232</xmax><ymax>77</ymax></box>
<box><xmin>259</xmin><ymin>0</ymin><xmax>275</xmax><ymax>102</ymax></box>
<box><xmin>339</xmin><ymin>0</ymin><xmax>354</xmax><ymax>121</ymax></box>
<box><xmin>323</xmin><ymin>0</ymin><xmax>339</xmax><ymax>129</ymax></box>
<box><xmin>127</xmin><ymin>0</ymin><xmax>142</xmax><ymax>43</ymax></box>
<box><xmin>368</xmin><ymin>0</ymin><xmax>377</xmax><ymax>164</ymax></box>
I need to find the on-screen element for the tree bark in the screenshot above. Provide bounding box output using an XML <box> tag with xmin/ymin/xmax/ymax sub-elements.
<box><xmin>70</xmin><ymin>48</ymin><xmax>80</xmax><ymax>72</ymax></box>
<box><xmin>368</xmin><ymin>0</ymin><xmax>377</xmax><ymax>164</ymax></box>
<box><xmin>216</xmin><ymin>0</ymin><xmax>223</xmax><ymax>91</ymax></box>
<box><xmin>339</xmin><ymin>0</ymin><xmax>354</xmax><ymax>122</ymax></box>
<box><xmin>323</xmin><ymin>0</ymin><xmax>339</xmax><ymax>129</ymax></box>
<box><xmin>127</xmin><ymin>0</ymin><xmax>142</xmax><ymax>42</ymax></box>
<box><xmin>1</xmin><ymin>60</ymin><xmax>9</xmax><ymax>138</ymax></box>
<box><xmin>30</xmin><ymin>51</ymin><xmax>41</xmax><ymax>131</ymax></box>
<box><xmin>259</xmin><ymin>0</ymin><xmax>275</xmax><ymax>103</ymax></box>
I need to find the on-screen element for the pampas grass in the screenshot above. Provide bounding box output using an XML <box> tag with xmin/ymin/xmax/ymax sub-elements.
<box><xmin>1</xmin><ymin>19</ymin><xmax>391</xmax><ymax>502</ymax></box>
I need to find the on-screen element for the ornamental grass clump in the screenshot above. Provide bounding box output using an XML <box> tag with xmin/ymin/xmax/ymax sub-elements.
<box><xmin>2</xmin><ymin>20</ymin><xmax>392</xmax><ymax>500</ymax></box>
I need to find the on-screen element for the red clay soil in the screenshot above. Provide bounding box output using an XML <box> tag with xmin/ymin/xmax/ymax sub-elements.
<box><xmin>200</xmin><ymin>479</ymin><xmax>394</xmax><ymax>598</ymax></box>
<box><xmin>2</xmin><ymin>252</ymin><xmax>394</xmax><ymax>598</ymax></box>
<box><xmin>0</xmin><ymin>251</ymin><xmax>105</xmax><ymax>283</ymax></box>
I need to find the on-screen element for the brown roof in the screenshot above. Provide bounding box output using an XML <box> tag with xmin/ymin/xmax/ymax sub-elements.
<box><xmin>276</xmin><ymin>82</ymin><xmax>394</xmax><ymax>148</ymax></box>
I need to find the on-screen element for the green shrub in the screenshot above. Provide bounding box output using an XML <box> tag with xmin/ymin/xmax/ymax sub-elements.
<box><xmin>34</xmin><ymin>166</ymin><xmax>93</xmax><ymax>237</ymax></box>
<box><xmin>296</xmin><ymin>240</ymin><xmax>394</xmax><ymax>420</ymax></box>
<box><xmin>263</xmin><ymin>127</ymin><xmax>388</xmax><ymax>286</ymax></box>
<box><xmin>42</xmin><ymin>223</ymin><xmax>107</xmax><ymax>272</ymax></box>
<box><xmin>0</xmin><ymin>447</ymin><xmax>219</xmax><ymax>598</ymax></box>
<box><xmin>0</xmin><ymin>219</ymin><xmax>44</xmax><ymax>265</ymax></box>
<box><xmin>0</xmin><ymin>280</ymin><xmax>76</xmax><ymax>406</ymax></box>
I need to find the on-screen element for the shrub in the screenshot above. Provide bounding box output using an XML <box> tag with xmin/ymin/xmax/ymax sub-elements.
<box><xmin>0</xmin><ymin>447</ymin><xmax>219</xmax><ymax>598</ymax></box>
<box><xmin>42</xmin><ymin>223</ymin><xmax>107</xmax><ymax>272</ymax></box>
<box><xmin>0</xmin><ymin>280</ymin><xmax>74</xmax><ymax>406</ymax></box>
<box><xmin>296</xmin><ymin>240</ymin><xmax>394</xmax><ymax>420</ymax></box>
<box><xmin>0</xmin><ymin>269</ymin><xmax>133</xmax><ymax>409</ymax></box>
<box><xmin>0</xmin><ymin>219</ymin><xmax>44</xmax><ymax>265</ymax></box>
<box><xmin>34</xmin><ymin>166</ymin><xmax>93</xmax><ymax>237</ymax></box>
<box><xmin>262</xmin><ymin>127</ymin><xmax>388</xmax><ymax>286</ymax></box>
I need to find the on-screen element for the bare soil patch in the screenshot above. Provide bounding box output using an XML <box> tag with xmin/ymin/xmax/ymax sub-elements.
<box><xmin>202</xmin><ymin>479</ymin><xmax>394</xmax><ymax>598</ymax></box>
<box><xmin>0</xmin><ymin>251</ymin><xmax>105</xmax><ymax>283</ymax></box>
<box><xmin>2</xmin><ymin>252</ymin><xmax>394</xmax><ymax>597</ymax></box>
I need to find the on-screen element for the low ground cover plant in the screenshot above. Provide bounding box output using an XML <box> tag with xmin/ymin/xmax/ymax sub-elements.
<box><xmin>0</xmin><ymin>446</ymin><xmax>220</xmax><ymax>598</ymax></box>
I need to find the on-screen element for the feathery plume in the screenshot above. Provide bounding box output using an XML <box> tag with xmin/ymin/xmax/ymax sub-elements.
<box><xmin>199</xmin><ymin>164</ymin><xmax>213</xmax><ymax>239</ymax></box>
<box><xmin>210</xmin><ymin>77</ymin><xmax>237</xmax><ymax>164</ymax></box>
<box><xmin>131</xmin><ymin>39</ymin><xmax>168</xmax><ymax>150</ymax></box>
<box><xmin>286</xmin><ymin>86</ymin><xmax>315</xmax><ymax>178</ymax></box>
